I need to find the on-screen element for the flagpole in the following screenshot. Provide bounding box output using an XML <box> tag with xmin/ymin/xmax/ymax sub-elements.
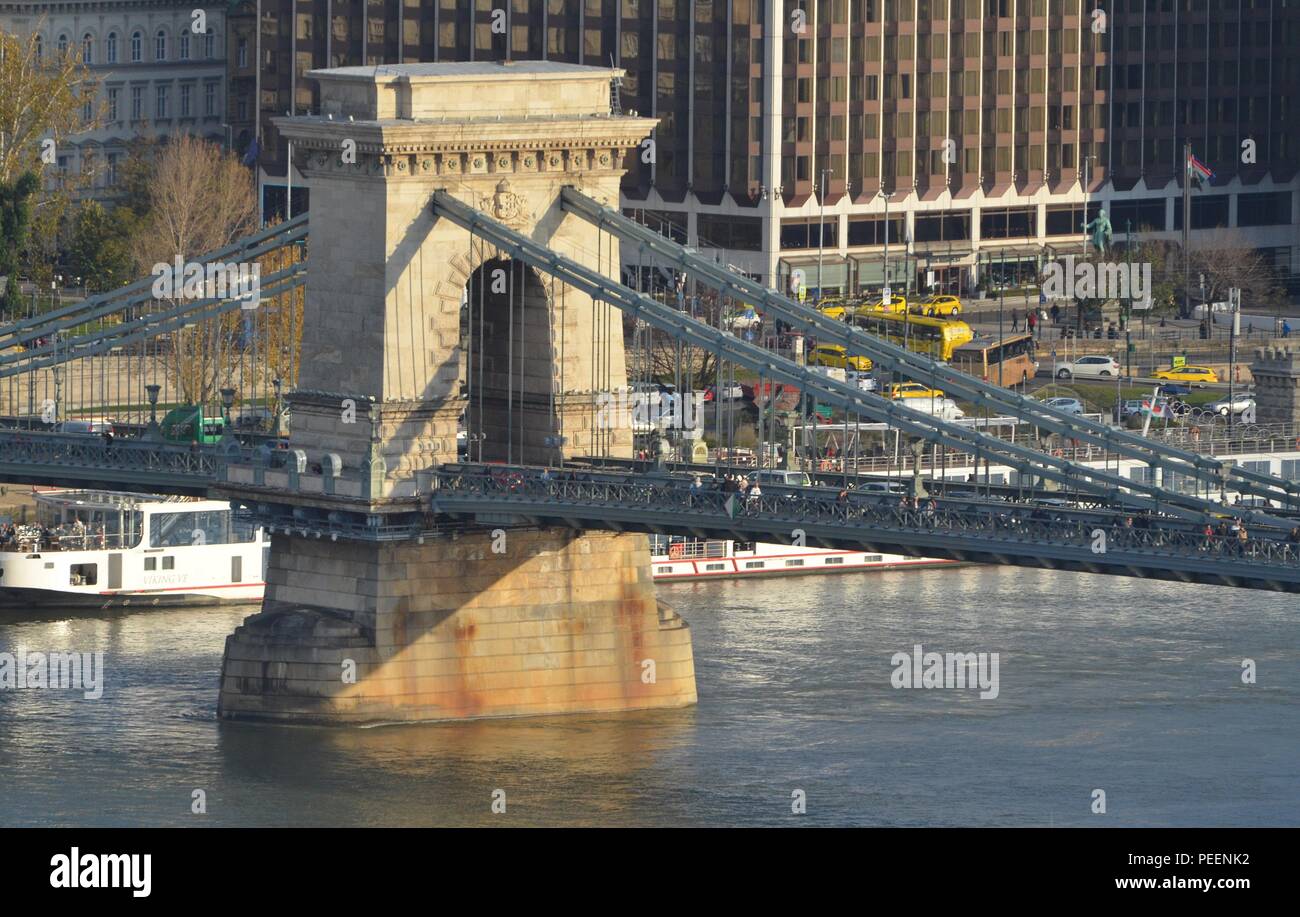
<box><xmin>1182</xmin><ymin>141</ymin><xmax>1191</xmax><ymax>320</ymax></box>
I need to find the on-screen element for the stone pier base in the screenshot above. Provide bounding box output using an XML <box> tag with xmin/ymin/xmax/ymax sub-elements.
<box><xmin>217</xmin><ymin>529</ymin><xmax>697</xmax><ymax>724</ymax></box>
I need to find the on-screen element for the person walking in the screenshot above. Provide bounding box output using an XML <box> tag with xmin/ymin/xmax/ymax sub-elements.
<box><xmin>1027</xmin><ymin>310</ymin><xmax>1038</xmax><ymax>338</ymax></box>
<box><xmin>1050</xmin><ymin>302</ymin><xmax>1061</xmax><ymax>325</ymax></box>
<box><xmin>1283</xmin><ymin>320</ymin><xmax>1292</xmax><ymax>338</ymax></box>
<box><xmin>1011</xmin><ymin>310</ymin><xmax>1020</xmax><ymax>332</ymax></box>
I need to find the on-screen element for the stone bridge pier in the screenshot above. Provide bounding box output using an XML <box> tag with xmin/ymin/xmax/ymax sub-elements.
<box><xmin>217</xmin><ymin>62</ymin><xmax>695</xmax><ymax>724</ymax></box>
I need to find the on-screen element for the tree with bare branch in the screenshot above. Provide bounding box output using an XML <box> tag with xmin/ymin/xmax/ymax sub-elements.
<box><xmin>127</xmin><ymin>134</ymin><xmax>259</xmax><ymax>407</ymax></box>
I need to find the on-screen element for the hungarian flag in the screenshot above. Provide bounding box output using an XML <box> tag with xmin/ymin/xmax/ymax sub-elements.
<box><xmin>1187</xmin><ymin>151</ymin><xmax>1214</xmax><ymax>185</ymax></box>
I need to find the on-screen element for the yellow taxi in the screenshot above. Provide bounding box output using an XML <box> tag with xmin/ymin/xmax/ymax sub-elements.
<box><xmin>809</xmin><ymin>344</ymin><xmax>873</xmax><ymax>372</ymax></box>
<box><xmin>1152</xmin><ymin>364</ymin><xmax>1219</xmax><ymax>384</ymax></box>
<box><xmin>914</xmin><ymin>294</ymin><xmax>963</xmax><ymax>317</ymax></box>
<box><xmin>816</xmin><ymin>299</ymin><xmax>848</xmax><ymax>320</ymax></box>
<box><xmin>885</xmin><ymin>382</ymin><xmax>945</xmax><ymax>399</ymax></box>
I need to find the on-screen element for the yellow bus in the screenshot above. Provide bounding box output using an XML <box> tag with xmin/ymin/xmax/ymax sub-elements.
<box><xmin>951</xmin><ymin>333</ymin><xmax>1039</xmax><ymax>386</ymax></box>
<box><xmin>851</xmin><ymin>308</ymin><xmax>974</xmax><ymax>361</ymax></box>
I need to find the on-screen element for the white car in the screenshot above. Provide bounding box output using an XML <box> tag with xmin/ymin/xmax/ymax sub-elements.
<box><xmin>844</xmin><ymin>369</ymin><xmax>878</xmax><ymax>392</ymax></box>
<box><xmin>1055</xmin><ymin>355</ymin><xmax>1120</xmax><ymax>379</ymax></box>
<box><xmin>1206</xmin><ymin>394</ymin><xmax>1254</xmax><ymax>416</ymax></box>
<box><xmin>894</xmin><ymin>396</ymin><xmax>965</xmax><ymax>421</ymax></box>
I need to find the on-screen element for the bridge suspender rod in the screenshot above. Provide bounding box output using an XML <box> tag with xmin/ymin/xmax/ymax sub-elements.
<box><xmin>434</xmin><ymin>190</ymin><xmax>1289</xmax><ymax>529</ymax></box>
<box><xmin>558</xmin><ymin>188</ymin><xmax>1298</xmax><ymax>509</ymax></box>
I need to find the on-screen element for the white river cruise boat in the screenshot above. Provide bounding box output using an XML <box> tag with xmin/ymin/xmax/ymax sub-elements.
<box><xmin>0</xmin><ymin>490</ymin><xmax>268</xmax><ymax>607</ymax></box>
<box><xmin>649</xmin><ymin>536</ymin><xmax>959</xmax><ymax>581</ymax></box>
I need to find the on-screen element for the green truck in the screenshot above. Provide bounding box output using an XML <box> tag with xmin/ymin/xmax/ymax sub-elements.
<box><xmin>160</xmin><ymin>405</ymin><xmax>226</xmax><ymax>444</ymax></box>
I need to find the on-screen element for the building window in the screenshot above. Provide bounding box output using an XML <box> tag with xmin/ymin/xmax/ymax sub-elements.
<box><xmin>57</xmin><ymin>33</ymin><xmax>69</xmax><ymax>55</ymax></box>
<box><xmin>107</xmin><ymin>88</ymin><xmax>119</xmax><ymax>121</ymax></box>
<box><xmin>35</xmin><ymin>35</ymin><xmax>42</xmax><ymax>59</ymax></box>
<box><xmin>155</xmin><ymin>29</ymin><xmax>167</xmax><ymax>61</ymax></box>
<box><xmin>1237</xmin><ymin>192</ymin><xmax>1290</xmax><ymax>228</ymax></box>
<box><xmin>107</xmin><ymin>153</ymin><xmax>120</xmax><ymax>187</ymax></box>
<box><xmin>180</xmin><ymin>83</ymin><xmax>192</xmax><ymax>117</ymax></box>
<box><xmin>204</xmin><ymin>31</ymin><xmax>214</xmax><ymax>59</ymax></box>
<box><xmin>131</xmin><ymin>31</ymin><xmax>142</xmax><ymax>62</ymax></box>
<box><xmin>980</xmin><ymin>206</ymin><xmax>1037</xmax><ymax>239</ymax></box>
<box><xmin>156</xmin><ymin>84</ymin><xmax>169</xmax><ymax>119</ymax></box>
<box><xmin>130</xmin><ymin>85</ymin><xmax>143</xmax><ymax>120</ymax></box>
<box><xmin>82</xmin><ymin>33</ymin><xmax>94</xmax><ymax>64</ymax></box>
<box><xmin>106</xmin><ymin>32</ymin><xmax>117</xmax><ymax>63</ymax></box>
<box><xmin>179</xmin><ymin>29</ymin><xmax>190</xmax><ymax>60</ymax></box>
<box><xmin>83</xmin><ymin>99</ymin><xmax>92</xmax><ymax>121</ymax></box>
<box><xmin>237</xmin><ymin>38</ymin><xmax>248</xmax><ymax>68</ymax></box>
<box><xmin>204</xmin><ymin>82</ymin><xmax>217</xmax><ymax>116</ymax></box>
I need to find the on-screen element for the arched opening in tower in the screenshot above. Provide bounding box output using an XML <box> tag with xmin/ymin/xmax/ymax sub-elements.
<box><xmin>461</xmin><ymin>258</ymin><xmax>559</xmax><ymax>464</ymax></box>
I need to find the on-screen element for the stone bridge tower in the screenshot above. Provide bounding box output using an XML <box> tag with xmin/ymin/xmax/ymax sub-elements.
<box><xmin>217</xmin><ymin>63</ymin><xmax>696</xmax><ymax>724</ymax></box>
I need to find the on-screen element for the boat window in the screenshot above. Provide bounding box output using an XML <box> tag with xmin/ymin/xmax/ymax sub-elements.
<box><xmin>149</xmin><ymin>509</ymin><xmax>255</xmax><ymax>547</ymax></box>
<box><xmin>69</xmin><ymin>563</ymin><xmax>97</xmax><ymax>586</ymax></box>
<box><xmin>162</xmin><ymin>556</ymin><xmax>174</xmax><ymax>570</ymax></box>
<box><xmin>145</xmin><ymin>557</ymin><xmax>156</xmax><ymax>571</ymax></box>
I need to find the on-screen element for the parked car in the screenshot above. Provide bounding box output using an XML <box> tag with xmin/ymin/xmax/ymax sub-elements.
<box><xmin>896</xmin><ymin>396</ymin><xmax>965</xmax><ymax>420</ymax></box>
<box><xmin>844</xmin><ymin>369</ymin><xmax>878</xmax><ymax>392</ymax></box>
<box><xmin>809</xmin><ymin>343</ymin><xmax>872</xmax><ymax>372</ymax></box>
<box><xmin>1055</xmin><ymin>355</ymin><xmax>1120</xmax><ymax>379</ymax></box>
<box><xmin>1152</xmin><ymin>364</ymin><xmax>1219</xmax><ymax>384</ymax></box>
<box><xmin>703</xmin><ymin>383</ymin><xmax>746</xmax><ymax>402</ymax></box>
<box><xmin>885</xmin><ymin>382</ymin><xmax>945</xmax><ymax>400</ymax></box>
<box><xmin>1042</xmin><ymin>396</ymin><xmax>1085</xmax><ymax>415</ymax></box>
<box><xmin>1205</xmin><ymin>394</ymin><xmax>1254</xmax><ymax>415</ymax></box>
<box><xmin>1118</xmin><ymin>399</ymin><xmax>1145</xmax><ymax>420</ymax></box>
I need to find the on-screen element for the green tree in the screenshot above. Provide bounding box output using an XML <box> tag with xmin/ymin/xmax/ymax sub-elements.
<box><xmin>0</xmin><ymin>171</ymin><xmax>40</xmax><ymax>316</ymax></box>
<box><xmin>66</xmin><ymin>199</ymin><xmax>136</xmax><ymax>292</ymax></box>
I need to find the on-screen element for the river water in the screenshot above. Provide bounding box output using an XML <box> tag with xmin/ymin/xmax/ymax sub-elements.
<box><xmin>1</xmin><ymin>566</ymin><xmax>1296</xmax><ymax>826</ymax></box>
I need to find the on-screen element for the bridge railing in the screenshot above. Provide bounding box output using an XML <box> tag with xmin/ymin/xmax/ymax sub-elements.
<box><xmin>429</xmin><ymin>467</ymin><xmax>1300</xmax><ymax>571</ymax></box>
<box><xmin>0</xmin><ymin>430</ymin><xmax>222</xmax><ymax>477</ymax></box>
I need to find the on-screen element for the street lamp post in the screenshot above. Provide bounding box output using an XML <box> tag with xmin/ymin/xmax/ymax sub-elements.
<box><xmin>145</xmin><ymin>384</ymin><xmax>162</xmax><ymax>439</ymax></box>
<box><xmin>272</xmin><ymin>377</ymin><xmax>283</xmax><ymax>437</ymax></box>
<box><xmin>817</xmin><ymin>168</ymin><xmax>830</xmax><ymax>299</ymax></box>
<box><xmin>220</xmin><ymin>387</ymin><xmax>236</xmax><ymax>443</ymax></box>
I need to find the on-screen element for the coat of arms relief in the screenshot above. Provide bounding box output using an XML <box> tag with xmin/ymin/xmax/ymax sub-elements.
<box><xmin>478</xmin><ymin>179</ymin><xmax>533</xmax><ymax>228</ymax></box>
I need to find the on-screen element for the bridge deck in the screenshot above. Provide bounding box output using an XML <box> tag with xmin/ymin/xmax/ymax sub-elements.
<box><xmin>427</xmin><ymin>466</ymin><xmax>1300</xmax><ymax>593</ymax></box>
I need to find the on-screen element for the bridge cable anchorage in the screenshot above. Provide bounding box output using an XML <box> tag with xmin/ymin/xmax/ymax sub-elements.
<box><xmin>430</xmin><ymin>190</ymin><xmax>1284</xmax><ymax>528</ymax></box>
<box><xmin>556</xmin><ymin>188</ymin><xmax>1295</xmax><ymax>519</ymax></box>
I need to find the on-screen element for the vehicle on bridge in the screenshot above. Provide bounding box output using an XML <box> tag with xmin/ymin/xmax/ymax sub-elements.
<box><xmin>161</xmin><ymin>406</ymin><xmax>227</xmax><ymax>444</ymax></box>
<box><xmin>0</xmin><ymin>490</ymin><xmax>268</xmax><ymax>607</ymax></box>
